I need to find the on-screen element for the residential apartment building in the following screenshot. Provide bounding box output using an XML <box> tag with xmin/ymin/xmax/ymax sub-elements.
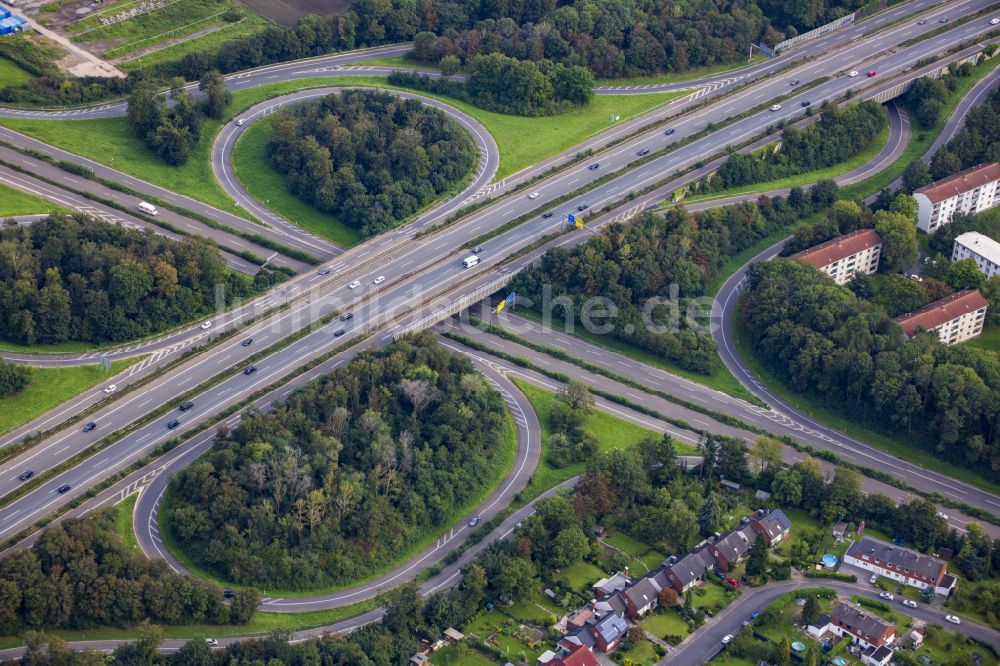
<box><xmin>827</xmin><ymin>602</ymin><xmax>896</xmax><ymax>650</ymax></box>
<box><xmin>894</xmin><ymin>290</ymin><xmax>989</xmax><ymax>345</ymax></box>
<box><xmin>913</xmin><ymin>162</ymin><xmax>1000</xmax><ymax>232</ymax></box>
<box><xmin>952</xmin><ymin>231</ymin><xmax>1000</xmax><ymax>278</ymax></box>
<box><xmin>843</xmin><ymin>537</ymin><xmax>957</xmax><ymax>596</ymax></box>
<box><xmin>790</xmin><ymin>228</ymin><xmax>882</xmax><ymax>285</ymax></box>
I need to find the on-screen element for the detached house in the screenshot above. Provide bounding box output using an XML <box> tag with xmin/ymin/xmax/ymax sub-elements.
<box><xmin>750</xmin><ymin>508</ymin><xmax>791</xmax><ymax>545</ymax></box>
<box><xmin>827</xmin><ymin>602</ymin><xmax>896</xmax><ymax>650</ymax></box>
<box><xmin>843</xmin><ymin>537</ymin><xmax>957</xmax><ymax>596</ymax></box>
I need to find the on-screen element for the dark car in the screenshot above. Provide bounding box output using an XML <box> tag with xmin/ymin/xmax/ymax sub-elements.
<box><xmin>636</xmin><ymin>148</ymin><xmax>650</xmax><ymax>156</ymax></box>
<box><xmin>179</xmin><ymin>402</ymin><xmax>194</xmax><ymax>412</ymax></box>
<box><xmin>82</xmin><ymin>422</ymin><xmax>97</xmax><ymax>432</ymax></box>
<box><xmin>467</xmin><ymin>515</ymin><xmax>481</xmax><ymax>528</ymax></box>
<box><xmin>333</xmin><ymin>329</ymin><xmax>346</xmax><ymax>337</ymax></box>
<box><xmin>244</xmin><ymin>365</ymin><xmax>257</xmax><ymax>375</ymax></box>
<box><xmin>588</xmin><ymin>163</ymin><xmax>600</xmax><ymax>170</ymax></box>
<box><xmin>17</xmin><ymin>470</ymin><xmax>33</xmax><ymax>481</ymax></box>
<box><xmin>801</xmin><ymin>100</ymin><xmax>812</xmax><ymax>107</ymax></box>
<box><xmin>318</xmin><ymin>267</ymin><xmax>331</xmax><ymax>275</ymax></box>
<box><xmin>939</xmin><ymin>16</ymin><xmax>947</xmax><ymax>23</ymax></box>
<box><xmin>223</xmin><ymin>589</ymin><xmax>235</xmax><ymax>599</ymax></box>
<box><xmin>472</xmin><ymin>246</ymin><xmax>483</xmax><ymax>254</ymax></box>
<box><xmin>664</xmin><ymin>128</ymin><xmax>676</xmax><ymax>135</ymax></box>
<box><xmin>789</xmin><ymin>79</ymin><xmax>799</xmax><ymax>85</ymax></box>
<box><xmin>340</xmin><ymin>312</ymin><xmax>353</xmax><ymax>321</ymax></box>
<box><xmin>542</xmin><ymin>212</ymin><xmax>554</xmax><ymax>219</ymax></box>
<box><xmin>57</xmin><ymin>484</ymin><xmax>72</xmax><ymax>494</ymax></box>
<box><xmin>577</xmin><ymin>203</ymin><xmax>589</xmax><ymax>211</ymax></box>
<box><xmin>167</xmin><ymin>419</ymin><xmax>180</xmax><ymax>429</ymax></box>
<box><xmin>241</xmin><ymin>338</ymin><xmax>253</xmax><ymax>346</ymax></box>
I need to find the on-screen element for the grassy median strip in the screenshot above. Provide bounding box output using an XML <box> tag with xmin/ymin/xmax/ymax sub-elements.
<box><xmin>0</xmin><ymin>182</ymin><xmax>67</xmax><ymax>216</ymax></box>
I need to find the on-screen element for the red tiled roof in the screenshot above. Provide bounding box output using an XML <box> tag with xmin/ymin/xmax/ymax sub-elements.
<box><xmin>894</xmin><ymin>290</ymin><xmax>989</xmax><ymax>337</ymax></box>
<box><xmin>791</xmin><ymin>228</ymin><xmax>882</xmax><ymax>269</ymax></box>
<box><xmin>553</xmin><ymin>643</ymin><xmax>599</xmax><ymax>666</ymax></box>
<box><xmin>913</xmin><ymin>162</ymin><xmax>1000</xmax><ymax>204</ymax></box>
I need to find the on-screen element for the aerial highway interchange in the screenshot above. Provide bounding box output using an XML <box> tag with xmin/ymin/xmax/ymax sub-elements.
<box><xmin>1</xmin><ymin>0</ymin><xmax>1000</xmax><ymax>660</ymax></box>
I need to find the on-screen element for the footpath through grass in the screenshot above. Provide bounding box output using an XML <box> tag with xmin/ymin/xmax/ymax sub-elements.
<box><xmin>0</xmin><ymin>182</ymin><xmax>65</xmax><ymax>217</ymax></box>
<box><xmin>514</xmin><ymin>307</ymin><xmax>758</xmax><ymax>403</ymax></box>
<box><xmin>513</xmin><ymin>378</ymin><xmax>697</xmax><ymax>503</ymax></box>
<box><xmin>731</xmin><ymin>308</ymin><xmax>1000</xmax><ymax>497</ymax></box>
<box><xmin>159</xmin><ymin>408</ymin><xmax>517</xmax><ymax>597</ymax></box>
<box><xmin>0</xmin><ymin>358</ymin><xmax>142</xmax><ymax>436</ymax></box>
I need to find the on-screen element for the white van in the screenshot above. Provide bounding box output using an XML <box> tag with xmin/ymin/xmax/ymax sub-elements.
<box><xmin>137</xmin><ymin>201</ymin><xmax>158</xmax><ymax>216</ymax></box>
<box><xmin>462</xmin><ymin>255</ymin><xmax>480</xmax><ymax>269</ymax></box>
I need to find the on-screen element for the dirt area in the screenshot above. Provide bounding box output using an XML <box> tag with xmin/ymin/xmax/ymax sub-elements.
<box><xmin>237</xmin><ymin>0</ymin><xmax>349</xmax><ymax>25</ymax></box>
<box><xmin>6</xmin><ymin>0</ymin><xmax>109</xmax><ymax>29</ymax></box>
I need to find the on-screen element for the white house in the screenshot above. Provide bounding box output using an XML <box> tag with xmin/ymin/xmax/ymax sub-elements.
<box><xmin>843</xmin><ymin>537</ymin><xmax>957</xmax><ymax>596</ymax></box>
<box><xmin>952</xmin><ymin>231</ymin><xmax>1000</xmax><ymax>278</ymax></box>
<box><xmin>913</xmin><ymin>162</ymin><xmax>1000</xmax><ymax>233</ymax></box>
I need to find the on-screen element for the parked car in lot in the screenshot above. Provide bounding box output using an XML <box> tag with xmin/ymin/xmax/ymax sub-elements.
<box><xmin>58</xmin><ymin>484</ymin><xmax>72</xmax><ymax>493</ymax></box>
<box><xmin>946</xmin><ymin>615</ymin><xmax>961</xmax><ymax>625</ymax></box>
<box><xmin>869</xmin><ymin>574</ymin><xmax>879</xmax><ymax>584</ymax></box>
<box><xmin>82</xmin><ymin>422</ymin><xmax>97</xmax><ymax>432</ymax></box>
<box><xmin>902</xmin><ymin>599</ymin><xmax>918</xmax><ymax>608</ymax></box>
<box><xmin>17</xmin><ymin>470</ymin><xmax>33</xmax><ymax>481</ymax></box>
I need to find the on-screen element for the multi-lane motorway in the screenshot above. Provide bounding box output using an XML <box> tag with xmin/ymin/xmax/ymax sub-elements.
<box><xmin>2</xmin><ymin>0</ymin><xmax>1000</xmax><ymax>655</ymax></box>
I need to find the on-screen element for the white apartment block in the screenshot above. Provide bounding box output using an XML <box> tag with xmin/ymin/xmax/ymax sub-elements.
<box><xmin>790</xmin><ymin>228</ymin><xmax>882</xmax><ymax>285</ymax></box>
<box><xmin>914</xmin><ymin>162</ymin><xmax>1000</xmax><ymax>233</ymax></box>
<box><xmin>894</xmin><ymin>290</ymin><xmax>989</xmax><ymax>345</ymax></box>
<box><xmin>952</xmin><ymin>231</ymin><xmax>1000</xmax><ymax>278</ymax></box>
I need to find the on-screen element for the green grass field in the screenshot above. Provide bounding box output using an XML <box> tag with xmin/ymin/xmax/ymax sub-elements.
<box><xmin>120</xmin><ymin>14</ymin><xmax>268</xmax><ymax>70</ymax></box>
<box><xmin>555</xmin><ymin>560</ymin><xmax>606</xmax><ymax>592</ymax></box>
<box><xmin>70</xmin><ymin>0</ymin><xmax>265</xmax><ymax>60</ymax></box>
<box><xmin>618</xmin><ymin>638</ymin><xmax>661</xmax><ymax>666</ymax></box>
<box><xmin>232</xmin><ymin>119</ymin><xmax>362</xmax><ymax>246</ymax></box>
<box><xmin>514</xmin><ymin>308</ymin><xmax>759</xmax><ymax>403</ymax></box>
<box><xmin>160</xmin><ymin>409</ymin><xmax>517</xmax><ymax>597</ymax></box>
<box><xmin>112</xmin><ymin>494</ymin><xmax>142</xmax><ymax>556</ymax></box>
<box><xmin>732</xmin><ymin>308</ymin><xmax>1000</xmax><ymax>497</ymax></box>
<box><xmin>513</xmin><ymin>378</ymin><xmax>697</xmax><ymax>502</ymax></box>
<box><xmin>430</xmin><ymin>645</ymin><xmax>497</xmax><ymax>666</ymax></box>
<box><xmin>642</xmin><ymin>609</ymin><xmax>690</xmax><ymax>641</ymax></box>
<box><xmin>0</xmin><ymin>338</ymin><xmax>103</xmax><ymax>353</ymax></box>
<box><xmin>965</xmin><ymin>325</ymin><xmax>1000</xmax><ymax>353</ymax></box>
<box><xmin>0</xmin><ymin>56</ymin><xmax>34</xmax><ymax>88</ymax></box>
<box><xmin>0</xmin><ymin>182</ymin><xmax>63</xmax><ymax>217</ymax></box>
<box><xmin>0</xmin><ymin>358</ymin><xmax>141</xmax><ymax>435</ymax></box>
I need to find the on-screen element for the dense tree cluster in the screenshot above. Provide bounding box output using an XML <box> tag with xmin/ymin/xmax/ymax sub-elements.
<box><xmin>0</xmin><ymin>359</ymin><xmax>31</xmax><ymax>399</ymax></box>
<box><xmin>0</xmin><ymin>511</ymin><xmax>257</xmax><ymax>632</ymax></box>
<box><xmin>0</xmin><ymin>213</ymin><xmax>271</xmax><ymax>346</ymax></box>
<box><xmin>714</xmin><ymin>102</ymin><xmax>887</xmax><ymax>189</ymax></box>
<box><xmin>126</xmin><ymin>71</ymin><xmax>230</xmax><ymax>165</ymax></box>
<box><xmin>389</xmin><ymin>53</ymin><xmax>594</xmax><ymax>115</ymax></box>
<box><xmin>930</xmin><ymin>73</ymin><xmax>1000</xmax><ymax>179</ymax></box>
<box><xmin>266</xmin><ymin>90</ymin><xmax>476</xmax><ymax>236</ymax></box>
<box><xmin>166</xmin><ymin>334</ymin><xmax>510</xmax><ymax>590</ymax></box>
<box><xmin>547</xmin><ymin>381</ymin><xmax>598</xmax><ymax>467</ymax></box>
<box><xmin>512</xmin><ymin>184</ymin><xmax>838</xmax><ymax>374</ymax></box>
<box><xmin>742</xmin><ymin>258</ymin><xmax>1000</xmax><ymax>477</ymax></box>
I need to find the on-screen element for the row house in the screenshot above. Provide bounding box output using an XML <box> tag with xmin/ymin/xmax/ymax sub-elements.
<box><xmin>843</xmin><ymin>536</ymin><xmax>957</xmax><ymax>596</ymax></box>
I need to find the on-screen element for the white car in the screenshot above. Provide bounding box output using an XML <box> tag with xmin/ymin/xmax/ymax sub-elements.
<box><xmin>347</xmin><ymin>280</ymin><xmax>361</xmax><ymax>289</ymax></box>
<box><xmin>945</xmin><ymin>615</ymin><xmax>961</xmax><ymax>625</ymax></box>
<box><xmin>721</xmin><ymin>634</ymin><xmax>734</xmax><ymax>645</ymax></box>
<box><xmin>869</xmin><ymin>574</ymin><xmax>879</xmax><ymax>584</ymax></box>
<box><xmin>991</xmin><ymin>17</ymin><xmax>999</xmax><ymax>25</ymax></box>
<box><xmin>103</xmin><ymin>384</ymin><xmax>117</xmax><ymax>394</ymax></box>
<box><xmin>200</xmin><ymin>321</ymin><xmax>212</xmax><ymax>330</ymax></box>
<box><xmin>236</xmin><ymin>118</ymin><xmax>246</xmax><ymax>126</ymax></box>
<box><xmin>528</xmin><ymin>192</ymin><xmax>540</xmax><ymax>200</ymax></box>
<box><xmin>205</xmin><ymin>638</ymin><xmax>219</xmax><ymax>646</ymax></box>
<box><xmin>936</xmin><ymin>511</ymin><xmax>949</xmax><ymax>520</ymax></box>
<box><xmin>903</xmin><ymin>599</ymin><xmax>918</xmax><ymax>608</ymax></box>
<box><xmin>848</xmin><ymin>70</ymin><xmax>860</xmax><ymax>77</ymax></box>
<box><xmin>879</xmin><ymin>592</ymin><xmax>894</xmax><ymax>601</ymax></box>
<box><xmin>769</xmin><ymin>104</ymin><xmax>782</xmax><ymax>111</ymax></box>
<box><xmin>373</xmin><ymin>275</ymin><xmax>385</xmax><ymax>285</ymax></box>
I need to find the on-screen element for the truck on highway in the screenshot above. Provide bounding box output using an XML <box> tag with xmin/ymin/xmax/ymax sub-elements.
<box><xmin>137</xmin><ymin>201</ymin><xmax>158</xmax><ymax>216</ymax></box>
<box><xmin>463</xmin><ymin>255</ymin><xmax>480</xmax><ymax>268</ymax></box>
